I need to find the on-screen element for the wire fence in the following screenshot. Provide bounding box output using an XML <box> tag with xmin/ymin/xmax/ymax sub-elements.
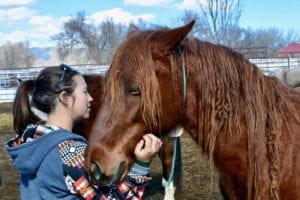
<box><xmin>0</xmin><ymin>64</ymin><xmax>108</xmax><ymax>103</ymax></box>
<box><xmin>249</xmin><ymin>57</ymin><xmax>300</xmax><ymax>75</ymax></box>
<box><xmin>1</xmin><ymin>58</ymin><xmax>300</xmax><ymax>103</ymax></box>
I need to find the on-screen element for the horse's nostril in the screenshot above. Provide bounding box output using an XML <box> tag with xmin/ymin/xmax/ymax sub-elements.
<box><xmin>89</xmin><ymin>161</ymin><xmax>127</xmax><ymax>186</ymax></box>
<box><xmin>109</xmin><ymin>161</ymin><xmax>126</xmax><ymax>185</ymax></box>
<box><xmin>90</xmin><ymin>162</ymin><xmax>102</xmax><ymax>185</ymax></box>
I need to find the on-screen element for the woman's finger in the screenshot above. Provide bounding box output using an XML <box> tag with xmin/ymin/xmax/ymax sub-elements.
<box><xmin>143</xmin><ymin>134</ymin><xmax>162</xmax><ymax>152</ymax></box>
<box><xmin>135</xmin><ymin>138</ymin><xmax>145</xmax><ymax>151</ymax></box>
<box><xmin>142</xmin><ymin>134</ymin><xmax>153</xmax><ymax>149</ymax></box>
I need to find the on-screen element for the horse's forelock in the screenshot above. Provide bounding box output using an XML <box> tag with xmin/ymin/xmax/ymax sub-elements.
<box><xmin>137</xmin><ymin>33</ymin><xmax>162</xmax><ymax>130</ymax></box>
<box><xmin>107</xmin><ymin>32</ymin><xmax>162</xmax><ymax>130</ymax></box>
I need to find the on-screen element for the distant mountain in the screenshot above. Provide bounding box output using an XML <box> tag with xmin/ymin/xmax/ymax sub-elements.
<box><xmin>30</xmin><ymin>47</ymin><xmax>53</xmax><ymax>60</ymax></box>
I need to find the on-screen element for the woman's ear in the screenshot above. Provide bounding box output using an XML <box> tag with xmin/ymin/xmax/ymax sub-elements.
<box><xmin>57</xmin><ymin>91</ymin><xmax>70</xmax><ymax>106</ymax></box>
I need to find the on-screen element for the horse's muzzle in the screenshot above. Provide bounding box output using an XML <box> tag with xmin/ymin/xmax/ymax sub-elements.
<box><xmin>90</xmin><ymin>161</ymin><xmax>126</xmax><ymax>187</ymax></box>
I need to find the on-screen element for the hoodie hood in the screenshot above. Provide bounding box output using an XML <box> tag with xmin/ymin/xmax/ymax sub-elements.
<box><xmin>5</xmin><ymin>129</ymin><xmax>86</xmax><ymax>176</ymax></box>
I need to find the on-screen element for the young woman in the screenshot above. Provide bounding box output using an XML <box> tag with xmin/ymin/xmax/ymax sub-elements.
<box><xmin>5</xmin><ymin>64</ymin><xmax>162</xmax><ymax>200</ymax></box>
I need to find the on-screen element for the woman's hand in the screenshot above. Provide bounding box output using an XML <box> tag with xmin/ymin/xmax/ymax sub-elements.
<box><xmin>134</xmin><ymin>134</ymin><xmax>162</xmax><ymax>163</ymax></box>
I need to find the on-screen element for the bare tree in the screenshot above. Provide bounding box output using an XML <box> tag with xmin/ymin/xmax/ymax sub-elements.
<box><xmin>53</xmin><ymin>12</ymin><xmax>102</xmax><ymax>64</ymax></box>
<box><xmin>0</xmin><ymin>42</ymin><xmax>35</xmax><ymax>68</ymax></box>
<box><xmin>97</xmin><ymin>18</ymin><xmax>127</xmax><ymax>64</ymax></box>
<box><xmin>53</xmin><ymin>12</ymin><xmax>131</xmax><ymax>64</ymax></box>
<box><xmin>252</xmin><ymin>28</ymin><xmax>285</xmax><ymax>57</ymax></box>
<box><xmin>174</xmin><ymin>1</ymin><xmax>299</xmax><ymax>58</ymax></box>
<box><xmin>283</xmin><ymin>29</ymin><xmax>300</xmax><ymax>45</ymax></box>
<box><xmin>194</xmin><ymin>0</ymin><xmax>243</xmax><ymax>46</ymax></box>
<box><xmin>238</xmin><ymin>27</ymin><xmax>300</xmax><ymax>57</ymax></box>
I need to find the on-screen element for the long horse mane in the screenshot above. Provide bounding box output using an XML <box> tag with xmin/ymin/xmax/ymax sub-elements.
<box><xmin>106</xmin><ymin>29</ymin><xmax>300</xmax><ymax>199</ymax></box>
<box><xmin>188</xmin><ymin>39</ymin><xmax>300</xmax><ymax>199</ymax></box>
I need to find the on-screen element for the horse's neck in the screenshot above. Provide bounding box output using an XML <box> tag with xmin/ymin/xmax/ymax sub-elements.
<box><xmin>181</xmin><ymin>88</ymin><xmax>202</xmax><ymax>143</ymax></box>
<box><xmin>179</xmin><ymin>49</ymin><xmax>245</xmax><ymax>151</ymax></box>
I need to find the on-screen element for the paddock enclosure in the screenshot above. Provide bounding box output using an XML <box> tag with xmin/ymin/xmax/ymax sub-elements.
<box><xmin>1</xmin><ymin>33</ymin><xmax>300</xmax><ymax>200</ymax></box>
<box><xmin>1</xmin><ymin>67</ymin><xmax>300</xmax><ymax>199</ymax></box>
<box><xmin>1</xmin><ymin>57</ymin><xmax>300</xmax><ymax>103</ymax></box>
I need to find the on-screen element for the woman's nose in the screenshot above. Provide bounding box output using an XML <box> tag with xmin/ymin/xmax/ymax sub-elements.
<box><xmin>89</xmin><ymin>93</ymin><xmax>93</xmax><ymax>101</ymax></box>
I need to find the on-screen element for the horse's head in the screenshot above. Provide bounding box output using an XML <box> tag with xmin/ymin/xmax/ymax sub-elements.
<box><xmin>85</xmin><ymin>20</ymin><xmax>195</xmax><ymax>186</ymax></box>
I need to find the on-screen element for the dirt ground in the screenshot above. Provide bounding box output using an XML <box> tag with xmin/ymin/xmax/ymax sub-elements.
<box><xmin>0</xmin><ymin>102</ymin><xmax>222</xmax><ymax>199</ymax></box>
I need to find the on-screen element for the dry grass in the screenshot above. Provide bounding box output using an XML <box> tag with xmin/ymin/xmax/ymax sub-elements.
<box><xmin>0</xmin><ymin>102</ymin><xmax>14</xmax><ymax>134</ymax></box>
<box><xmin>0</xmin><ymin>102</ymin><xmax>222</xmax><ymax>199</ymax></box>
<box><xmin>144</xmin><ymin>133</ymin><xmax>222</xmax><ymax>199</ymax></box>
<box><xmin>0</xmin><ymin>102</ymin><xmax>20</xmax><ymax>199</ymax></box>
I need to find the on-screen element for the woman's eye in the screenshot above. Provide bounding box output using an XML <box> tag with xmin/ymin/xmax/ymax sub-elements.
<box><xmin>127</xmin><ymin>88</ymin><xmax>140</xmax><ymax>96</ymax></box>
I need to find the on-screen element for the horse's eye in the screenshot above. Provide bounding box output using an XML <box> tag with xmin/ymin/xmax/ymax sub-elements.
<box><xmin>127</xmin><ymin>88</ymin><xmax>140</xmax><ymax>96</ymax></box>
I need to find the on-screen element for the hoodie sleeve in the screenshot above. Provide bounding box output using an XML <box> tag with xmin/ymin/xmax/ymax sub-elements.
<box><xmin>58</xmin><ymin>140</ymin><xmax>152</xmax><ymax>200</ymax></box>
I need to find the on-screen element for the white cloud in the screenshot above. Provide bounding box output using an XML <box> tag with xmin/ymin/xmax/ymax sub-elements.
<box><xmin>0</xmin><ymin>0</ymin><xmax>35</xmax><ymax>7</ymax></box>
<box><xmin>0</xmin><ymin>6</ymin><xmax>35</xmax><ymax>22</ymax></box>
<box><xmin>90</xmin><ymin>8</ymin><xmax>155</xmax><ymax>25</ymax></box>
<box><xmin>175</xmin><ymin>0</ymin><xmax>201</xmax><ymax>10</ymax></box>
<box><xmin>0</xmin><ymin>29</ymin><xmax>54</xmax><ymax>47</ymax></box>
<box><xmin>29</xmin><ymin>15</ymin><xmax>54</xmax><ymax>26</ymax></box>
<box><xmin>7</xmin><ymin>6</ymin><xmax>35</xmax><ymax>21</ymax></box>
<box><xmin>0</xmin><ymin>14</ymin><xmax>69</xmax><ymax>47</ymax></box>
<box><xmin>124</xmin><ymin>0</ymin><xmax>175</xmax><ymax>7</ymax></box>
<box><xmin>28</xmin><ymin>15</ymin><xmax>69</xmax><ymax>41</ymax></box>
<box><xmin>0</xmin><ymin>31</ymin><xmax>27</xmax><ymax>45</ymax></box>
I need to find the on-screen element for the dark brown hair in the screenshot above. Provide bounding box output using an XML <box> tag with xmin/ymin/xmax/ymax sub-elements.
<box><xmin>13</xmin><ymin>64</ymin><xmax>80</xmax><ymax>135</ymax></box>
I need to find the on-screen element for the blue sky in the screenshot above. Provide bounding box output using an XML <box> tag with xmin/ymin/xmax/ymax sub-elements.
<box><xmin>0</xmin><ymin>0</ymin><xmax>299</xmax><ymax>47</ymax></box>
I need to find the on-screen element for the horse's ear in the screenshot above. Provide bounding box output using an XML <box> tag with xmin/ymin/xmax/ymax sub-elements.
<box><xmin>127</xmin><ymin>25</ymin><xmax>140</xmax><ymax>38</ymax></box>
<box><xmin>151</xmin><ymin>20</ymin><xmax>195</xmax><ymax>55</ymax></box>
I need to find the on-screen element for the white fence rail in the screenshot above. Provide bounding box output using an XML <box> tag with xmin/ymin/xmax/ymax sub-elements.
<box><xmin>250</xmin><ymin>57</ymin><xmax>300</xmax><ymax>75</ymax></box>
<box><xmin>0</xmin><ymin>65</ymin><xmax>108</xmax><ymax>103</ymax></box>
<box><xmin>1</xmin><ymin>58</ymin><xmax>300</xmax><ymax>103</ymax></box>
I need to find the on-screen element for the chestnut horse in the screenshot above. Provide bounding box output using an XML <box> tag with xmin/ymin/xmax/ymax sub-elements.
<box><xmin>85</xmin><ymin>20</ymin><xmax>300</xmax><ymax>200</ymax></box>
<box><xmin>76</xmin><ymin>74</ymin><xmax>182</xmax><ymax>199</ymax></box>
